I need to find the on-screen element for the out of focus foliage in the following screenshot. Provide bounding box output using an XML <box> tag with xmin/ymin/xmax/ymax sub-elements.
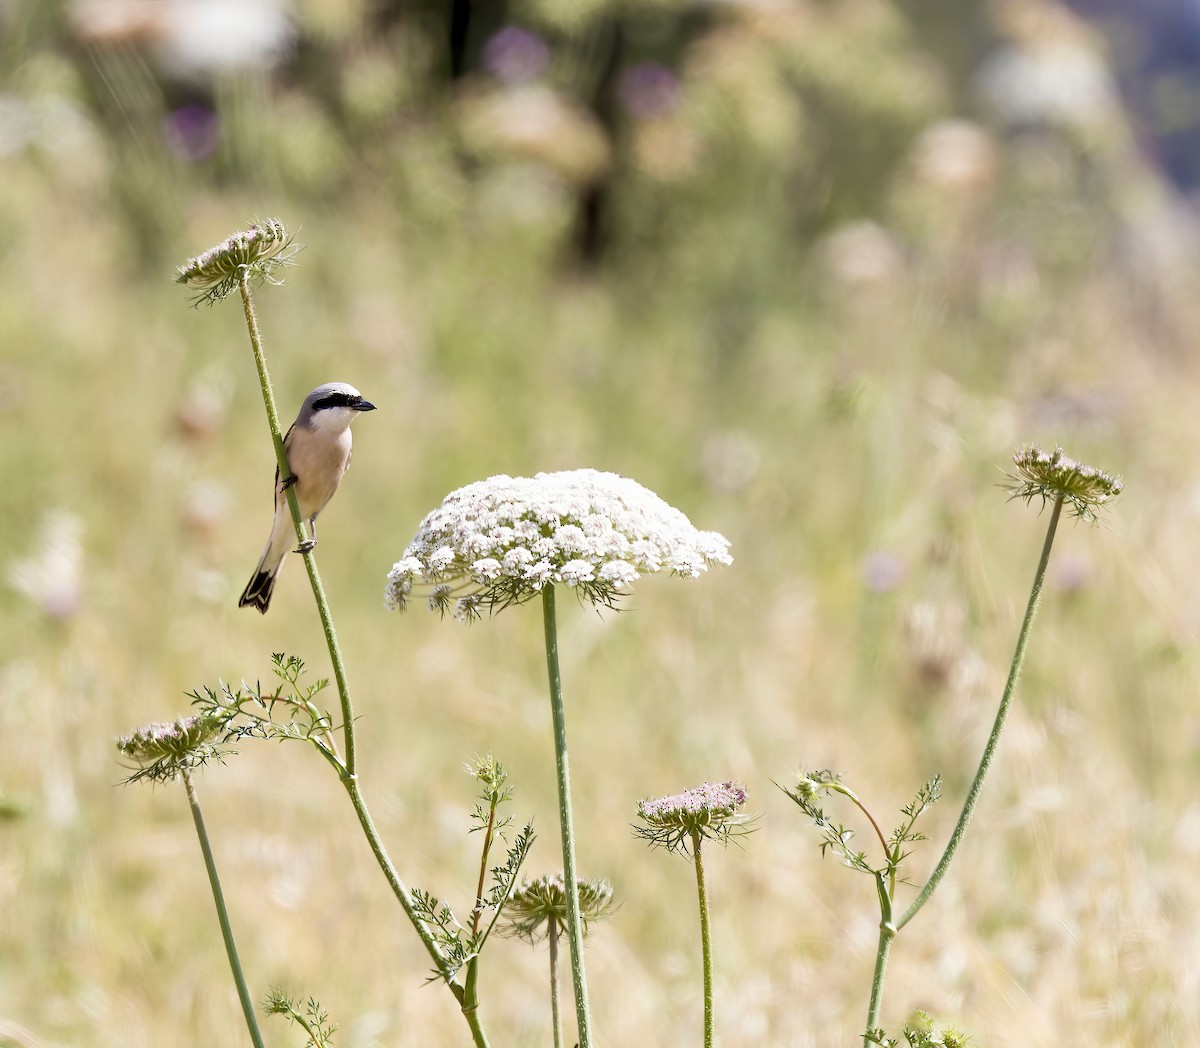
<box><xmin>4</xmin><ymin>2</ymin><xmax>1200</xmax><ymax>1046</ymax></box>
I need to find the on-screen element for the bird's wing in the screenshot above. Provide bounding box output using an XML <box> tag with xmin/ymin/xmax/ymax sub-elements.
<box><xmin>275</xmin><ymin>423</ymin><xmax>296</xmax><ymax>497</ymax></box>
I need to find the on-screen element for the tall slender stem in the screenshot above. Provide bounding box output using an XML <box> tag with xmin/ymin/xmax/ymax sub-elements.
<box><xmin>342</xmin><ymin>779</ymin><xmax>458</xmax><ymax>984</ymax></box>
<box><xmin>183</xmin><ymin>769</ymin><xmax>265</xmax><ymax>1048</ymax></box>
<box><xmin>898</xmin><ymin>495</ymin><xmax>1064</xmax><ymax>930</ymax></box>
<box><xmin>541</xmin><ymin>585</ymin><xmax>592</xmax><ymax>1048</ymax></box>
<box><xmin>690</xmin><ymin>829</ymin><xmax>715</xmax><ymax>1048</ymax></box>
<box><xmin>237</xmin><ymin>272</ymin><xmax>357</xmax><ymax>777</ymax></box>
<box><xmin>549</xmin><ymin>919</ymin><xmax>563</xmax><ymax>1048</ymax></box>
<box><xmin>235</xmin><ymin>270</ymin><xmax>490</xmax><ymax>1048</ymax></box>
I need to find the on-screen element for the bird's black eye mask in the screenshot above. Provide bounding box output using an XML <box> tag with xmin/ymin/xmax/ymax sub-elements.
<box><xmin>312</xmin><ymin>391</ymin><xmax>361</xmax><ymax>411</ymax></box>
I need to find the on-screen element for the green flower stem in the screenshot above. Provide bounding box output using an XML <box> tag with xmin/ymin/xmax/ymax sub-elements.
<box><xmin>858</xmin><ymin>495</ymin><xmax>1064</xmax><ymax>1039</ymax></box>
<box><xmin>182</xmin><ymin>769</ymin><xmax>265</xmax><ymax>1048</ymax></box>
<box><xmin>863</xmin><ymin>911</ymin><xmax>896</xmax><ymax>1041</ymax></box>
<box><xmin>549</xmin><ymin>918</ymin><xmax>564</xmax><ymax>1048</ymax></box>
<box><xmin>462</xmin><ymin>959</ymin><xmax>488</xmax><ymax>1048</ymax></box>
<box><xmin>898</xmin><ymin>493</ymin><xmax>1064</xmax><ymax>930</ymax></box>
<box><xmin>541</xmin><ymin>585</ymin><xmax>593</xmax><ymax>1048</ymax></box>
<box><xmin>235</xmin><ymin>271</ymin><xmax>490</xmax><ymax>1048</ymax></box>
<box><xmin>690</xmin><ymin>828</ymin><xmax>715</xmax><ymax>1048</ymax></box>
<box><xmin>341</xmin><ymin>779</ymin><xmax>460</xmax><ymax>982</ymax></box>
<box><xmin>237</xmin><ymin>272</ymin><xmax>356</xmax><ymax>776</ymax></box>
<box><xmin>861</xmin><ymin>871</ymin><xmax>896</xmax><ymax>1038</ymax></box>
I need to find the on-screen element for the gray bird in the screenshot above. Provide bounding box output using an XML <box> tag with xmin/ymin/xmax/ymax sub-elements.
<box><xmin>239</xmin><ymin>382</ymin><xmax>376</xmax><ymax>613</ymax></box>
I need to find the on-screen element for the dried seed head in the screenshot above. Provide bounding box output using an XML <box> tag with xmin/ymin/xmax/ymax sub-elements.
<box><xmin>1006</xmin><ymin>444</ymin><xmax>1123</xmax><ymax>522</ymax></box>
<box><xmin>176</xmin><ymin>220</ymin><xmax>298</xmax><ymax>305</ymax></box>
<box><xmin>502</xmin><ymin>874</ymin><xmax>616</xmax><ymax>943</ymax></box>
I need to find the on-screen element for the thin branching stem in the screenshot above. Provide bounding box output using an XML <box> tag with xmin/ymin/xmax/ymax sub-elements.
<box><xmin>898</xmin><ymin>494</ymin><xmax>1064</xmax><ymax>929</ymax></box>
<box><xmin>541</xmin><ymin>585</ymin><xmax>593</xmax><ymax>1048</ymax></box>
<box><xmin>237</xmin><ymin>270</ymin><xmax>356</xmax><ymax>777</ymax></box>
<box><xmin>472</xmin><ymin>799</ymin><xmax>499</xmax><ymax>938</ymax></box>
<box><xmin>183</xmin><ymin>769</ymin><xmax>265</xmax><ymax>1048</ymax></box>
<box><xmin>843</xmin><ymin>790</ymin><xmax>890</xmax><ymax>861</ymax></box>
<box><xmin>235</xmin><ymin>270</ymin><xmax>490</xmax><ymax>1048</ymax></box>
<box><xmin>858</xmin><ymin>495</ymin><xmax>1064</xmax><ymax>1037</ymax></box>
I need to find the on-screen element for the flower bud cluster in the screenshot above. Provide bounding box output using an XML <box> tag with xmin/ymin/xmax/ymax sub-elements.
<box><xmin>503</xmin><ymin>874</ymin><xmax>617</xmax><ymax>943</ymax></box>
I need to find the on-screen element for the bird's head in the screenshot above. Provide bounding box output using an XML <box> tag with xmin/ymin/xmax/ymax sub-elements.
<box><xmin>300</xmin><ymin>382</ymin><xmax>377</xmax><ymax>431</ymax></box>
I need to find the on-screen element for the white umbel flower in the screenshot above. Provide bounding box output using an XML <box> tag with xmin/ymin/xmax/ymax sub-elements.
<box><xmin>386</xmin><ymin>469</ymin><xmax>731</xmax><ymax>619</ymax></box>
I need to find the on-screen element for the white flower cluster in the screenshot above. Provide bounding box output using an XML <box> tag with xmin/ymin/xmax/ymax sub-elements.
<box><xmin>386</xmin><ymin>469</ymin><xmax>732</xmax><ymax>619</ymax></box>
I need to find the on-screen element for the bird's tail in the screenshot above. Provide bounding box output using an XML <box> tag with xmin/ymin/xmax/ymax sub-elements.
<box><xmin>238</xmin><ymin>564</ymin><xmax>279</xmax><ymax>613</ymax></box>
<box><xmin>238</xmin><ymin>520</ymin><xmax>291</xmax><ymax>614</ymax></box>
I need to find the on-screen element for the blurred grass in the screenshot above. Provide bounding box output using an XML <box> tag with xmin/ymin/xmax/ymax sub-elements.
<box><xmin>2</xmin><ymin>1</ymin><xmax>1200</xmax><ymax>1045</ymax></box>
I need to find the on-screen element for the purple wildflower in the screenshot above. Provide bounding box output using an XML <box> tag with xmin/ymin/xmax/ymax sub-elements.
<box><xmin>483</xmin><ymin>27</ymin><xmax>550</xmax><ymax>86</ymax></box>
<box><xmin>618</xmin><ymin>63</ymin><xmax>681</xmax><ymax>120</ymax></box>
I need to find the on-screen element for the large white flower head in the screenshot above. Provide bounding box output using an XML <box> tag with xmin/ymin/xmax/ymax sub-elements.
<box><xmin>386</xmin><ymin>469</ymin><xmax>732</xmax><ymax>620</ymax></box>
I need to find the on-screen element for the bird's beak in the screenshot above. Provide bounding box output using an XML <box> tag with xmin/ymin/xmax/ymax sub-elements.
<box><xmin>355</xmin><ymin>400</ymin><xmax>377</xmax><ymax>412</ymax></box>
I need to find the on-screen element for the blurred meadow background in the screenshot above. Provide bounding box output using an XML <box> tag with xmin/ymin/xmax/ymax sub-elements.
<box><xmin>4</xmin><ymin>0</ymin><xmax>1200</xmax><ymax>1044</ymax></box>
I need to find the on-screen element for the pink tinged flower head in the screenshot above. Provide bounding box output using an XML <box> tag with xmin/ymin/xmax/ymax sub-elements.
<box><xmin>116</xmin><ymin>711</ymin><xmax>232</xmax><ymax>784</ymax></box>
<box><xmin>385</xmin><ymin>469</ymin><xmax>732</xmax><ymax>620</ymax></box>
<box><xmin>639</xmin><ymin>780</ymin><xmax>748</xmax><ymax>821</ymax></box>
<box><xmin>635</xmin><ymin>780</ymin><xmax>752</xmax><ymax>854</ymax></box>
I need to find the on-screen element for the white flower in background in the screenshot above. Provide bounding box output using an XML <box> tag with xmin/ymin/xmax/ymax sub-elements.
<box><xmin>386</xmin><ymin>469</ymin><xmax>731</xmax><ymax>619</ymax></box>
<box><xmin>8</xmin><ymin>510</ymin><xmax>84</xmax><ymax>620</ymax></box>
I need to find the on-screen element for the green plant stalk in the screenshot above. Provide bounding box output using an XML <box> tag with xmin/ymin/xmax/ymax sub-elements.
<box><xmin>863</xmin><ymin>872</ymin><xmax>895</xmax><ymax>1038</ymax></box>
<box><xmin>183</xmin><ymin>769</ymin><xmax>265</xmax><ymax>1048</ymax></box>
<box><xmin>690</xmin><ymin>828</ymin><xmax>715</xmax><ymax>1048</ymax></box>
<box><xmin>898</xmin><ymin>494</ymin><xmax>1064</xmax><ymax>930</ymax></box>
<box><xmin>342</xmin><ymin>779</ymin><xmax>462</xmax><ymax>983</ymax></box>
<box><xmin>235</xmin><ymin>271</ymin><xmax>490</xmax><ymax>1048</ymax></box>
<box><xmin>462</xmin><ymin>959</ymin><xmax>488</xmax><ymax>1048</ymax></box>
<box><xmin>864</xmin><ymin>923</ymin><xmax>895</xmax><ymax>1041</ymax></box>
<box><xmin>460</xmin><ymin>792</ymin><xmax>499</xmax><ymax>1048</ymax></box>
<box><xmin>860</xmin><ymin>496</ymin><xmax>1063</xmax><ymax>1036</ymax></box>
<box><xmin>548</xmin><ymin>918</ymin><xmax>563</xmax><ymax>1048</ymax></box>
<box><xmin>541</xmin><ymin>585</ymin><xmax>593</xmax><ymax>1048</ymax></box>
<box><xmin>237</xmin><ymin>272</ymin><xmax>356</xmax><ymax>777</ymax></box>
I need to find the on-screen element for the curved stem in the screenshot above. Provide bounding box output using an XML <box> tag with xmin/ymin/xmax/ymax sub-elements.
<box><xmin>340</xmin><ymin>779</ymin><xmax>461</xmax><ymax>980</ymax></box>
<box><xmin>842</xmin><ymin>789</ymin><xmax>890</xmax><ymax>859</ymax></box>
<box><xmin>897</xmin><ymin>495</ymin><xmax>1064</xmax><ymax>930</ymax></box>
<box><xmin>238</xmin><ymin>272</ymin><xmax>357</xmax><ymax>777</ymax></box>
<box><xmin>691</xmin><ymin>829</ymin><xmax>715</xmax><ymax>1048</ymax></box>
<box><xmin>541</xmin><ymin>585</ymin><xmax>592</xmax><ymax>1048</ymax></box>
<box><xmin>183</xmin><ymin>769</ymin><xmax>265</xmax><ymax>1048</ymax></box>
<box><xmin>235</xmin><ymin>272</ymin><xmax>490</xmax><ymax>1047</ymax></box>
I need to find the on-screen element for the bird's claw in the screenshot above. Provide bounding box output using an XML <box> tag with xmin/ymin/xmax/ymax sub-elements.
<box><xmin>282</xmin><ymin>473</ymin><xmax>299</xmax><ymax>490</ymax></box>
<box><xmin>295</xmin><ymin>539</ymin><xmax>317</xmax><ymax>554</ymax></box>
